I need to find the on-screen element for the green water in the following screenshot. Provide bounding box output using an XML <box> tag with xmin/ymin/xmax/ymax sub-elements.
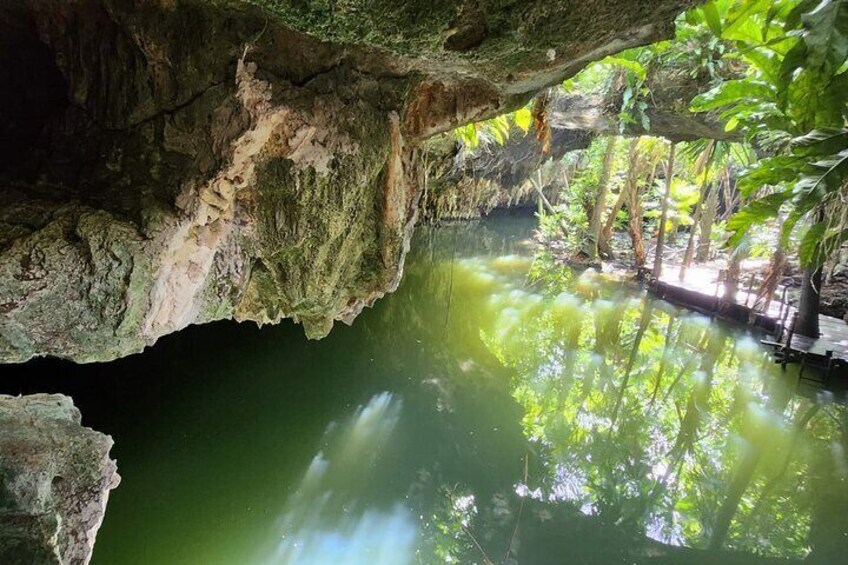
<box><xmin>4</xmin><ymin>217</ymin><xmax>848</xmax><ymax>564</ymax></box>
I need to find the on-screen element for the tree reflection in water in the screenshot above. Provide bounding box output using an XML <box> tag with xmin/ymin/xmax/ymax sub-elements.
<box><xmin>269</xmin><ymin>222</ymin><xmax>848</xmax><ymax>564</ymax></box>
<box><xmin>478</xmin><ymin>251</ymin><xmax>848</xmax><ymax>562</ymax></box>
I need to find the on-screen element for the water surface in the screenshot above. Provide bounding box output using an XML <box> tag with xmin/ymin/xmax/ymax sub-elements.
<box><xmin>2</xmin><ymin>217</ymin><xmax>847</xmax><ymax>564</ymax></box>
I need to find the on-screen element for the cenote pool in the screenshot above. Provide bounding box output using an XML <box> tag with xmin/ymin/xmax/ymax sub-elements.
<box><xmin>2</xmin><ymin>217</ymin><xmax>847</xmax><ymax>564</ymax></box>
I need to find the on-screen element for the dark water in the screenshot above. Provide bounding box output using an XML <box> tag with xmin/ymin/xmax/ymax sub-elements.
<box><xmin>2</xmin><ymin>217</ymin><xmax>847</xmax><ymax>564</ymax></box>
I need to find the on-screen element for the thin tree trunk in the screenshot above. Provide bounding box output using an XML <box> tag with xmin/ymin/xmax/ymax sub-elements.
<box><xmin>652</xmin><ymin>142</ymin><xmax>676</xmax><ymax>279</ymax></box>
<box><xmin>645</xmin><ymin>313</ymin><xmax>677</xmax><ymax>409</ymax></box>
<box><xmin>696</xmin><ymin>183</ymin><xmax>719</xmax><ymax>262</ymax></box>
<box><xmin>629</xmin><ymin>185</ymin><xmax>646</xmax><ymax>268</ymax></box>
<box><xmin>655</xmin><ymin>331</ymin><xmax>725</xmax><ymax>491</ymax></box>
<box><xmin>797</xmin><ymin>208</ymin><xmax>826</xmax><ymax>338</ymax></box>
<box><xmin>583</xmin><ymin>136</ymin><xmax>617</xmax><ymax>261</ymax></box>
<box><xmin>708</xmin><ymin>443</ymin><xmax>762</xmax><ymax>550</ymax></box>
<box><xmin>720</xmin><ymin>166</ymin><xmax>738</xmax><ymax>221</ymax></box>
<box><xmin>753</xmin><ymin>216</ymin><xmax>787</xmax><ymax>314</ymax></box>
<box><xmin>599</xmin><ymin>185</ymin><xmax>627</xmax><ymax>258</ymax></box>
<box><xmin>611</xmin><ymin>298</ymin><xmax>655</xmax><ymax>425</ymax></box>
<box><xmin>723</xmin><ymin>245</ymin><xmax>747</xmax><ymax>303</ymax></box>
<box><xmin>600</xmin><ymin>138</ymin><xmax>640</xmax><ymax>258</ymax></box>
<box><xmin>710</xmin><ymin>381</ymin><xmax>791</xmax><ymax>550</ymax></box>
<box><xmin>679</xmin><ymin>178</ymin><xmax>710</xmax><ymax>281</ymax></box>
<box><xmin>797</xmin><ymin>265</ymin><xmax>822</xmax><ymax>338</ymax></box>
<box><xmin>630</xmin><ymin>161</ymin><xmax>657</xmax><ymax>268</ymax></box>
<box><xmin>530</xmin><ymin>171</ymin><xmax>555</xmax><ymax>214</ymax></box>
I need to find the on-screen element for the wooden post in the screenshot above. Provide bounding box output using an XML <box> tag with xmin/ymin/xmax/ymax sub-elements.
<box><xmin>780</xmin><ymin>285</ymin><xmax>789</xmax><ymax>341</ymax></box>
<box><xmin>825</xmin><ymin>350</ymin><xmax>834</xmax><ymax>388</ymax></box>
<box><xmin>744</xmin><ymin>274</ymin><xmax>755</xmax><ymax>308</ymax></box>
<box><xmin>782</xmin><ymin>311</ymin><xmax>798</xmax><ymax>370</ymax></box>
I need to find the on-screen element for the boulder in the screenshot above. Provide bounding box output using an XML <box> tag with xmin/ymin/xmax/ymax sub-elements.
<box><xmin>0</xmin><ymin>394</ymin><xmax>119</xmax><ymax>565</ymax></box>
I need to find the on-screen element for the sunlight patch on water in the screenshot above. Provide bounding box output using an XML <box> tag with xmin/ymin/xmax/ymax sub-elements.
<box><xmin>268</xmin><ymin>392</ymin><xmax>416</xmax><ymax>565</ymax></box>
<box><xmin>490</xmin><ymin>254</ymin><xmax>532</xmax><ymax>274</ymax></box>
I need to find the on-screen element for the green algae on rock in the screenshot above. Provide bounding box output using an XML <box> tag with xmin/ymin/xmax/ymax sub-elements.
<box><xmin>0</xmin><ymin>394</ymin><xmax>119</xmax><ymax>565</ymax></box>
<box><xmin>0</xmin><ymin>0</ymin><xmax>699</xmax><ymax>362</ymax></box>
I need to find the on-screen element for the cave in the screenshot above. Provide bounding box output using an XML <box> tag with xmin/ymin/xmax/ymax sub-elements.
<box><xmin>4</xmin><ymin>1</ymin><xmax>847</xmax><ymax>564</ymax></box>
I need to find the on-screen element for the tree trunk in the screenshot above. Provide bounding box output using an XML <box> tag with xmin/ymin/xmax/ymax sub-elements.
<box><xmin>530</xmin><ymin>171</ymin><xmax>555</xmax><ymax>214</ymax></box>
<box><xmin>600</xmin><ymin>138</ymin><xmax>640</xmax><ymax>259</ymax></box>
<box><xmin>796</xmin><ymin>265</ymin><xmax>822</xmax><ymax>338</ymax></box>
<box><xmin>720</xmin><ymin>166</ymin><xmax>738</xmax><ymax>221</ymax></box>
<box><xmin>722</xmin><ymin>245</ymin><xmax>747</xmax><ymax>303</ymax></box>
<box><xmin>652</xmin><ymin>142</ymin><xmax>675</xmax><ymax>279</ymax></box>
<box><xmin>599</xmin><ymin>185</ymin><xmax>627</xmax><ymax>258</ymax></box>
<box><xmin>583</xmin><ymin>136</ymin><xmax>617</xmax><ymax>261</ymax></box>
<box><xmin>611</xmin><ymin>298</ymin><xmax>655</xmax><ymax>425</ymax></box>
<box><xmin>710</xmin><ymin>380</ymin><xmax>791</xmax><ymax>550</ymax></box>
<box><xmin>696</xmin><ymin>182</ymin><xmax>718</xmax><ymax>262</ymax></box>
<box><xmin>708</xmin><ymin>438</ymin><xmax>761</xmax><ymax>550</ymax></box>
<box><xmin>797</xmin><ymin>208</ymin><xmax>827</xmax><ymax>338</ymax></box>
<box><xmin>629</xmin><ymin>161</ymin><xmax>657</xmax><ymax>268</ymax></box>
<box><xmin>753</xmin><ymin>216</ymin><xmax>787</xmax><ymax>314</ymax></box>
<box><xmin>679</xmin><ymin>178</ymin><xmax>710</xmax><ymax>281</ymax></box>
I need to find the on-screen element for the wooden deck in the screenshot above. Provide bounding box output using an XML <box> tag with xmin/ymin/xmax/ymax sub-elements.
<box><xmin>647</xmin><ymin>273</ymin><xmax>848</xmax><ymax>380</ymax></box>
<box><xmin>781</xmin><ymin>316</ymin><xmax>848</xmax><ymax>365</ymax></box>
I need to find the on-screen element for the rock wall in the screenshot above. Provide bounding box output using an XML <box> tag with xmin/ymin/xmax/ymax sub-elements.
<box><xmin>0</xmin><ymin>0</ymin><xmax>700</xmax><ymax>362</ymax></box>
<box><xmin>0</xmin><ymin>394</ymin><xmax>119</xmax><ymax>565</ymax></box>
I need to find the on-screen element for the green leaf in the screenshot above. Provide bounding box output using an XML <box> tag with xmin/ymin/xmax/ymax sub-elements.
<box><xmin>818</xmin><ymin>227</ymin><xmax>848</xmax><ymax>266</ymax></box>
<box><xmin>726</xmin><ymin>191</ymin><xmax>791</xmax><ymax>247</ymax></box>
<box><xmin>785</xmin><ymin>0</ymin><xmax>819</xmax><ymax>30</ymax></box>
<box><xmin>742</xmin><ymin>49</ymin><xmax>780</xmax><ymax>83</ymax></box>
<box><xmin>791</xmin><ymin>127</ymin><xmax>848</xmax><ymax>154</ymax></box>
<box><xmin>513</xmin><ymin>107</ymin><xmax>533</xmax><ymax>134</ymax></box>
<box><xmin>737</xmin><ymin>155</ymin><xmax>803</xmax><ymax>195</ymax></box>
<box><xmin>701</xmin><ymin>2</ymin><xmax>724</xmax><ymax>36</ymax></box>
<box><xmin>724</xmin><ymin>116</ymin><xmax>739</xmax><ymax>131</ymax></box>
<box><xmin>722</xmin><ymin>0</ymin><xmax>771</xmax><ymax>39</ymax></box>
<box><xmin>776</xmin><ymin>41</ymin><xmax>808</xmax><ymax>105</ymax></box>
<box><xmin>795</xmin><ymin>148</ymin><xmax>848</xmax><ymax>196</ymax></box>
<box><xmin>690</xmin><ymin>80</ymin><xmax>775</xmax><ymax>112</ymax></box>
<box><xmin>455</xmin><ymin>123</ymin><xmax>479</xmax><ymax>150</ymax></box>
<box><xmin>603</xmin><ymin>56</ymin><xmax>647</xmax><ymax>81</ymax></box>
<box><xmin>780</xmin><ymin>192</ymin><xmax>820</xmax><ymax>245</ymax></box>
<box><xmin>491</xmin><ymin>123</ymin><xmax>505</xmax><ymax>145</ymax></box>
<box><xmin>801</xmin><ymin>0</ymin><xmax>848</xmax><ymax>70</ymax></box>
<box><xmin>799</xmin><ymin>221</ymin><xmax>827</xmax><ymax>266</ymax></box>
<box><xmin>640</xmin><ymin>112</ymin><xmax>651</xmax><ymax>132</ymax></box>
<box><xmin>622</xmin><ymin>86</ymin><xmax>634</xmax><ymax>109</ymax></box>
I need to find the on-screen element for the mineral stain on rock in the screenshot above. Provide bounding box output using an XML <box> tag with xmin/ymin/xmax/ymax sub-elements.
<box><xmin>0</xmin><ymin>0</ymin><xmax>699</xmax><ymax>363</ymax></box>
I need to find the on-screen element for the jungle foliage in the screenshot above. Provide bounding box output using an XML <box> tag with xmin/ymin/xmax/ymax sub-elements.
<box><xmin>689</xmin><ymin>0</ymin><xmax>848</xmax><ymax>268</ymax></box>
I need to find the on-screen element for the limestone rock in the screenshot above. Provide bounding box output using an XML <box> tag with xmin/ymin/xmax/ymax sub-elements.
<box><xmin>0</xmin><ymin>394</ymin><xmax>119</xmax><ymax>565</ymax></box>
<box><xmin>0</xmin><ymin>0</ymin><xmax>699</xmax><ymax>362</ymax></box>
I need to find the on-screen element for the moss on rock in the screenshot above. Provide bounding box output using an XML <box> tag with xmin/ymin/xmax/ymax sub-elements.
<box><xmin>0</xmin><ymin>205</ymin><xmax>153</xmax><ymax>363</ymax></box>
<box><xmin>0</xmin><ymin>0</ymin><xmax>699</xmax><ymax>361</ymax></box>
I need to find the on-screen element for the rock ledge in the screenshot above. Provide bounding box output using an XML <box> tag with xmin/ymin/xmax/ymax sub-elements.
<box><xmin>0</xmin><ymin>394</ymin><xmax>119</xmax><ymax>565</ymax></box>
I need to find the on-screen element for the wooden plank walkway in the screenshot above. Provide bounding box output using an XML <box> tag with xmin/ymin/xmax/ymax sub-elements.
<box><xmin>647</xmin><ymin>274</ymin><xmax>848</xmax><ymax>379</ymax></box>
<box><xmin>786</xmin><ymin>316</ymin><xmax>848</xmax><ymax>364</ymax></box>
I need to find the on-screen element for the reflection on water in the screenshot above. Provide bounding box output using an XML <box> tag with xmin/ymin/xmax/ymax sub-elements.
<box><xmin>389</xmin><ymin>226</ymin><xmax>848</xmax><ymax>563</ymax></box>
<box><xmin>270</xmin><ymin>392</ymin><xmax>414</xmax><ymax>564</ymax></box>
<box><xmin>3</xmin><ymin>217</ymin><xmax>847</xmax><ymax>564</ymax></box>
<box><xmin>479</xmin><ymin>254</ymin><xmax>848</xmax><ymax>561</ymax></box>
